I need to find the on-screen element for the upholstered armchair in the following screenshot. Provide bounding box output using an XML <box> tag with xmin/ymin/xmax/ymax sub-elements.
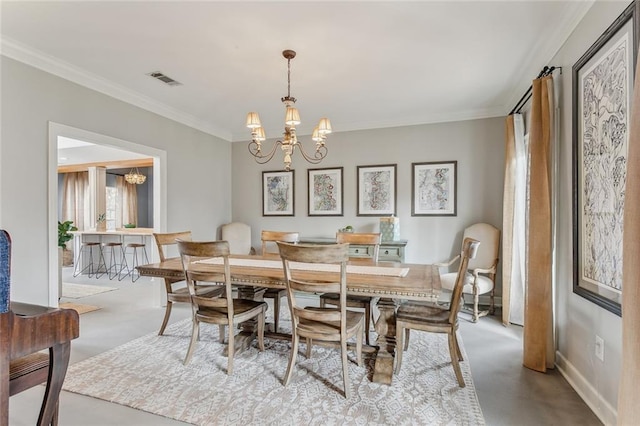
<box><xmin>438</xmin><ymin>223</ymin><xmax>500</xmax><ymax>322</ymax></box>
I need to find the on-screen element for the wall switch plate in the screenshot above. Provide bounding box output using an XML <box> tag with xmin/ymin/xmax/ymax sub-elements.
<box><xmin>595</xmin><ymin>335</ymin><xmax>604</xmax><ymax>361</ymax></box>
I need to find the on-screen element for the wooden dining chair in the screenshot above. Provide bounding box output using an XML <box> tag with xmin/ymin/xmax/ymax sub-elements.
<box><xmin>261</xmin><ymin>230</ymin><xmax>299</xmax><ymax>333</ymax></box>
<box><xmin>177</xmin><ymin>240</ymin><xmax>267</xmax><ymax>374</ymax></box>
<box><xmin>153</xmin><ymin>231</ymin><xmax>224</xmax><ymax>335</ymax></box>
<box><xmin>277</xmin><ymin>241</ymin><xmax>364</xmax><ymax>399</ymax></box>
<box><xmin>319</xmin><ymin>232</ymin><xmax>381</xmax><ymax>345</ymax></box>
<box><xmin>394</xmin><ymin>237</ymin><xmax>480</xmax><ymax>387</ymax></box>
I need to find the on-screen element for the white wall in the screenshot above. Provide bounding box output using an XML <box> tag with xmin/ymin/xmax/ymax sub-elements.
<box><xmin>0</xmin><ymin>56</ymin><xmax>232</xmax><ymax>306</ymax></box>
<box><xmin>551</xmin><ymin>1</ymin><xmax>631</xmax><ymax>424</ymax></box>
<box><xmin>231</xmin><ymin>117</ymin><xmax>504</xmax><ymax>267</ymax></box>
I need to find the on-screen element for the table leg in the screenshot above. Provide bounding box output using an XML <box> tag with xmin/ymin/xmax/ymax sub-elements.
<box><xmin>223</xmin><ymin>286</ymin><xmax>266</xmax><ymax>356</ymax></box>
<box><xmin>372</xmin><ymin>297</ymin><xmax>398</xmax><ymax>384</ymax></box>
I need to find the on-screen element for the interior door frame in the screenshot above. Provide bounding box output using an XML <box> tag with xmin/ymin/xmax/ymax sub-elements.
<box><xmin>47</xmin><ymin>121</ymin><xmax>167</xmax><ymax>306</ymax></box>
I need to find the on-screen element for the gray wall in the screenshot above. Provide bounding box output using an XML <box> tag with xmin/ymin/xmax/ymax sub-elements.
<box><xmin>550</xmin><ymin>1</ymin><xmax>631</xmax><ymax>422</ymax></box>
<box><xmin>0</xmin><ymin>56</ymin><xmax>232</xmax><ymax>305</ymax></box>
<box><xmin>231</xmin><ymin>117</ymin><xmax>505</xmax><ymax>267</ymax></box>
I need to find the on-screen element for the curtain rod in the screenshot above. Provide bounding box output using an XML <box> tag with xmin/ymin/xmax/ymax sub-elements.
<box><xmin>509</xmin><ymin>66</ymin><xmax>561</xmax><ymax>115</ymax></box>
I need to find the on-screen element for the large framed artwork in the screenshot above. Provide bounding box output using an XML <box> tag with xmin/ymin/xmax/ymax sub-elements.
<box><xmin>572</xmin><ymin>1</ymin><xmax>639</xmax><ymax>316</ymax></box>
<box><xmin>308</xmin><ymin>167</ymin><xmax>343</xmax><ymax>216</ymax></box>
<box><xmin>357</xmin><ymin>164</ymin><xmax>396</xmax><ymax>216</ymax></box>
<box><xmin>262</xmin><ymin>170</ymin><xmax>295</xmax><ymax>216</ymax></box>
<box><xmin>411</xmin><ymin>161</ymin><xmax>457</xmax><ymax>216</ymax></box>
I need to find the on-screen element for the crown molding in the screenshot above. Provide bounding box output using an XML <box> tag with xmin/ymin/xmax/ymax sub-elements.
<box><xmin>1</xmin><ymin>37</ymin><xmax>232</xmax><ymax>142</ymax></box>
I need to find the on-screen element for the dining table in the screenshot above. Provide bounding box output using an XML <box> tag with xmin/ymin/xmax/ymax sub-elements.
<box><xmin>137</xmin><ymin>254</ymin><xmax>441</xmax><ymax>384</ymax></box>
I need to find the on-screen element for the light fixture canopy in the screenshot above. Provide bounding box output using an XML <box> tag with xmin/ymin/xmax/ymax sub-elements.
<box><xmin>246</xmin><ymin>49</ymin><xmax>332</xmax><ymax>171</ymax></box>
<box><xmin>124</xmin><ymin>168</ymin><xmax>146</xmax><ymax>185</ymax></box>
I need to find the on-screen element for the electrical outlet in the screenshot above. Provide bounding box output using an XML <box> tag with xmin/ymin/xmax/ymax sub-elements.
<box><xmin>595</xmin><ymin>335</ymin><xmax>604</xmax><ymax>361</ymax></box>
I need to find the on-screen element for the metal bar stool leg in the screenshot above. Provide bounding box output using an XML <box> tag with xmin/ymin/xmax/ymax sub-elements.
<box><xmin>72</xmin><ymin>242</ymin><xmax>102</xmax><ymax>278</ymax></box>
<box><xmin>103</xmin><ymin>243</ymin><xmax>127</xmax><ymax>280</ymax></box>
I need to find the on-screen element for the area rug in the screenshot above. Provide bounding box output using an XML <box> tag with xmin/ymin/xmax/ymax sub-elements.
<box><xmin>62</xmin><ymin>283</ymin><xmax>116</xmax><ymax>299</ymax></box>
<box><xmin>62</xmin><ymin>318</ymin><xmax>484</xmax><ymax>425</ymax></box>
<box><xmin>59</xmin><ymin>302</ymin><xmax>101</xmax><ymax>315</ymax></box>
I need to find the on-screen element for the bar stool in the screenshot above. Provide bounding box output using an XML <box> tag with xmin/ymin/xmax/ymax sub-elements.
<box><xmin>120</xmin><ymin>242</ymin><xmax>149</xmax><ymax>282</ymax></box>
<box><xmin>102</xmin><ymin>241</ymin><xmax>128</xmax><ymax>280</ymax></box>
<box><xmin>72</xmin><ymin>241</ymin><xmax>106</xmax><ymax>278</ymax></box>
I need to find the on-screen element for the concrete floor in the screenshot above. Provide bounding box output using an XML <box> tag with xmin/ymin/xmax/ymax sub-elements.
<box><xmin>9</xmin><ymin>268</ymin><xmax>601</xmax><ymax>425</ymax></box>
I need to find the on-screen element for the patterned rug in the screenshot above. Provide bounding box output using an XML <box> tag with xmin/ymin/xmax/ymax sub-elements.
<box><xmin>62</xmin><ymin>283</ymin><xmax>116</xmax><ymax>299</ymax></box>
<box><xmin>63</xmin><ymin>319</ymin><xmax>485</xmax><ymax>425</ymax></box>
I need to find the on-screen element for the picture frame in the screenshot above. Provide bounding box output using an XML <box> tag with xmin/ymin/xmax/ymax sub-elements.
<box><xmin>262</xmin><ymin>170</ymin><xmax>295</xmax><ymax>216</ymax></box>
<box><xmin>572</xmin><ymin>1</ymin><xmax>639</xmax><ymax>316</ymax></box>
<box><xmin>308</xmin><ymin>167</ymin><xmax>343</xmax><ymax>216</ymax></box>
<box><xmin>357</xmin><ymin>164</ymin><xmax>396</xmax><ymax>216</ymax></box>
<box><xmin>411</xmin><ymin>161</ymin><xmax>457</xmax><ymax>216</ymax></box>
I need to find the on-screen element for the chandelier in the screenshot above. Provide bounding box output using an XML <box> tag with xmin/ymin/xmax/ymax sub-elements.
<box><xmin>124</xmin><ymin>168</ymin><xmax>146</xmax><ymax>184</ymax></box>
<box><xmin>246</xmin><ymin>50</ymin><xmax>332</xmax><ymax>171</ymax></box>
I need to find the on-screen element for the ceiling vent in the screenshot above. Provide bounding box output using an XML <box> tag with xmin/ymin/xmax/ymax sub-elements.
<box><xmin>147</xmin><ymin>71</ymin><xmax>182</xmax><ymax>87</ymax></box>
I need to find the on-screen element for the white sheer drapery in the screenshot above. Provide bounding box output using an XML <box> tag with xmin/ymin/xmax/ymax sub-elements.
<box><xmin>502</xmin><ymin>114</ymin><xmax>527</xmax><ymax>326</ymax></box>
<box><xmin>61</xmin><ymin>172</ymin><xmax>90</xmax><ymax>231</ymax></box>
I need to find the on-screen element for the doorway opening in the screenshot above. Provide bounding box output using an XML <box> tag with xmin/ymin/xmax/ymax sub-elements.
<box><xmin>48</xmin><ymin>122</ymin><xmax>167</xmax><ymax>306</ymax></box>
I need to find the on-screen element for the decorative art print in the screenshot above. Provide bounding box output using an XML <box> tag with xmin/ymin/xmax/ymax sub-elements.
<box><xmin>357</xmin><ymin>164</ymin><xmax>396</xmax><ymax>216</ymax></box>
<box><xmin>262</xmin><ymin>170</ymin><xmax>295</xmax><ymax>216</ymax></box>
<box><xmin>308</xmin><ymin>167</ymin><xmax>343</xmax><ymax>216</ymax></box>
<box><xmin>572</xmin><ymin>1</ymin><xmax>639</xmax><ymax>316</ymax></box>
<box><xmin>411</xmin><ymin>161</ymin><xmax>457</xmax><ymax>216</ymax></box>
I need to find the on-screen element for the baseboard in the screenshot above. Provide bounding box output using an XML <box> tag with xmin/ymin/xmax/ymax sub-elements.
<box><xmin>555</xmin><ymin>351</ymin><xmax>617</xmax><ymax>425</ymax></box>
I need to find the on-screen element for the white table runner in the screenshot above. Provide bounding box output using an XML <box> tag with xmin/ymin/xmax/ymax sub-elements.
<box><xmin>197</xmin><ymin>257</ymin><xmax>409</xmax><ymax>277</ymax></box>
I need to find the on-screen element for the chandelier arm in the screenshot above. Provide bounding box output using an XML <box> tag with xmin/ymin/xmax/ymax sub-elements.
<box><xmin>248</xmin><ymin>140</ymin><xmax>282</xmax><ymax>164</ymax></box>
<box><xmin>295</xmin><ymin>142</ymin><xmax>328</xmax><ymax>165</ymax></box>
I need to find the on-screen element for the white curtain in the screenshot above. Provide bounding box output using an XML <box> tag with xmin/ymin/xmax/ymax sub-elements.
<box><xmin>502</xmin><ymin>114</ymin><xmax>527</xmax><ymax>326</ymax></box>
<box><xmin>510</xmin><ymin>119</ymin><xmax>527</xmax><ymax>326</ymax></box>
<box><xmin>61</xmin><ymin>172</ymin><xmax>90</xmax><ymax>231</ymax></box>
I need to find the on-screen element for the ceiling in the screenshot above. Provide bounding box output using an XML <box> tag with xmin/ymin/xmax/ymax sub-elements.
<box><xmin>1</xmin><ymin>1</ymin><xmax>593</xmax><ymax>143</ymax></box>
<box><xmin>57</xmin><ymin>136</ymin><xmax>150</xmax><ymax>166</ymax></box>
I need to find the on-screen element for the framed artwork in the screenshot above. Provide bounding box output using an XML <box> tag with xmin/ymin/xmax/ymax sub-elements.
<box><xmin>262</xmin><ymin>170</ymin><xmax>295</xmax><ymax>216</ymax></box>
<box><xmin>411</xmin><ymin>161</ymin><xmax>457</xmax><ymax>216</ymax></box>
<box><xmin>572</xmin><ymin>1</ymin><xmax>639</xmax><ymax>316</ymax></box>
<box><xmin>308</xmin><ymin>167</ymin><xmax>343</xmax><ymax>216</ymax></box>
<box><xmin>357</xmin><ymin>164</ymin><xmax>396</xmax><ymax>216</ymax></box>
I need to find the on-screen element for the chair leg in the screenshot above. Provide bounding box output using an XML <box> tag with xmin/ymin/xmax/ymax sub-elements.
<box><xmin>341</xmin><ymin>338</ymin><xmax>350</xmax><ymax>399</ymax></box>
<box><xmin>257</xmin><ymin>311</ymin><xmax>265</xmax><ymax>351</ymax></box>
<box><xmin>364</xmin><ymin>302</ymin><xmax>371</xmax><ymax>346</ymax></box>
<box><xmin>306</xmin><ymin>338</ymin><xmax>312</xmax><ymax>358</ymax></box>
<box><xmin>489</xmin><ymin>288</ymin><xmax>496</xmax><ymax>315</ymax></box>
<box><xmin>273</xmin><ymin>294</ymin><xmax>280</xmax><ymax>333</ymax></box>
<box><xmin>184</xmin><ymin>320</ymin><xmax>199</xmax><ymax>365</ymax></box>
<box><xmin>448</xmin><ymin>331</ymin><xmax>465</xmax><ymax>387</ymax></box>
<box><xmin>404</xmin><ymin>328</ymin><xmax>410</xmax><ymax>351</ymax></box>
<box><xmin>473</xmin><ymin>290</ymin><xmax>480</xmax><ymax>323</ymax></box>
<box><xmin>227</xmin><ymin>324</ymin><xmax>234</xmax><ymax>375</ymax></box>
<box><xmin>283</xmin><ymin>333</ymin><xmax>299</xmax><ymax>386</ymax></box>
<box><xmin>218</xmin><ymin>325</ymin><xmax>225</xmax><ymax>342</ymax></box>
<box><xmin>454</xmin><ymin>331</ymin><xmax>463</xmax><ymax>361</ymax></box>
<box><xmin>158</xmin><ymin>301</ymin><xmax>173</xmax><ymax>336</ymax></box>
<box><xmin>395</xmin><ymin>323</ymin><xmax>404</xmax><ymax>374</ymax></box>
<box><xmin>356</xmin><ymin>320</ymin><xmax>363</xmax><ymax>367</ymax></box>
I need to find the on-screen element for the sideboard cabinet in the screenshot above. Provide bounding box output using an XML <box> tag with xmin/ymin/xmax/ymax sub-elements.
<box><xmin>300</xmin><ymin>238</ymin><xmax>408</xmax><ymax>263</ymax></box>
